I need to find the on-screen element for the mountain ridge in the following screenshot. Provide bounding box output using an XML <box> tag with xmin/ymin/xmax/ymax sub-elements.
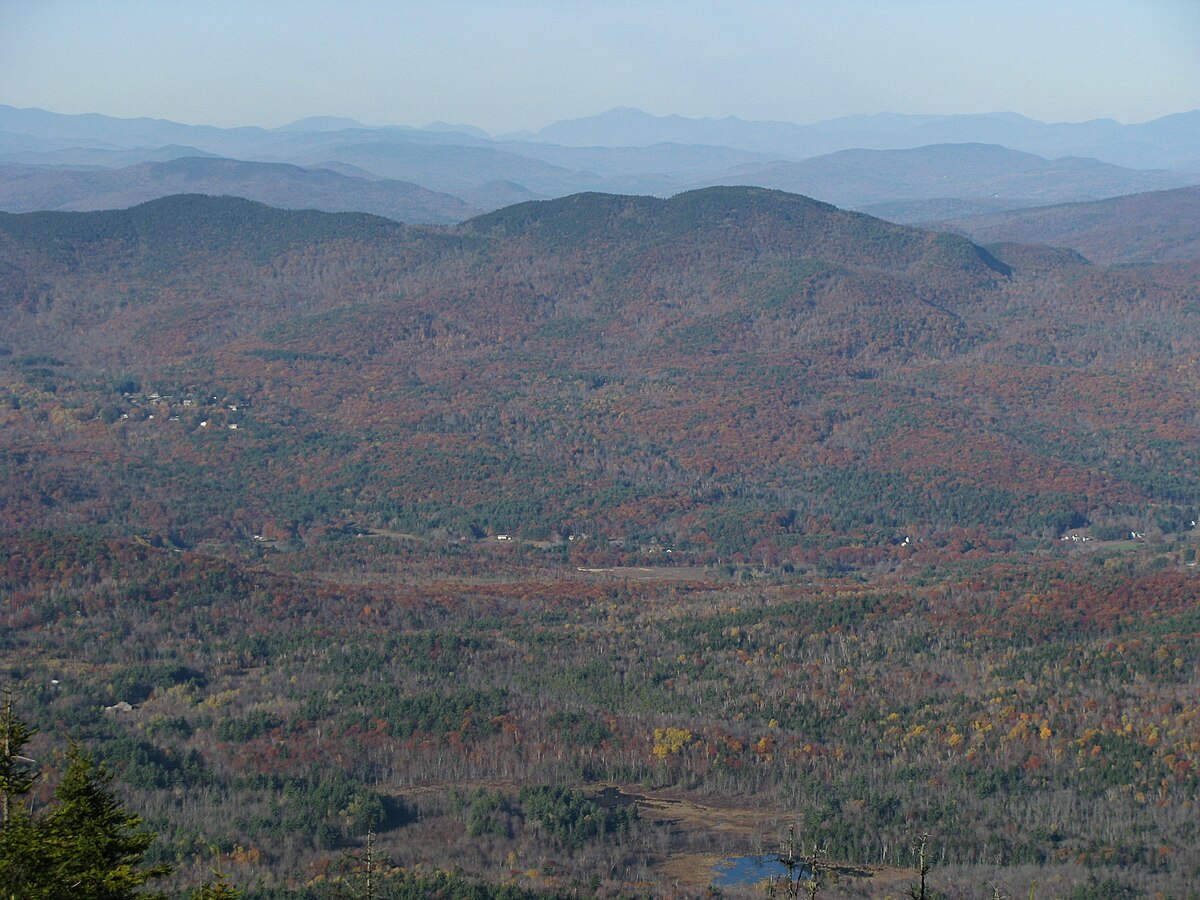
<box><xmin>1</xmin><ymin>185</ymin><xmax>1196</xmax><ymax>560</ymax></box>
<box><xmin>524</xmin><ymin>105</ymin><xmax>1200</xmax><ymax>169</ymax></box>
<box><xmin>4</xmin><ymin>105</ymin><xmax>1200</xmax><ymax>225</ymax></box>
<box><xmin>931</xmin><ymin>183</ymin><xmax>1200</xmax><ymax>264</ymax></box>
<box><xmin>463</xmin><ymin>186</ymin><xmax>1010</xmax><ymax>278</ymax></box>
<box><xmin>0</xmin><ymin>186</ymin><xmax>1011</xmax><ymax>374</ymax></box>
<box><xmin>0</xmin><ymin>156</ymin><xmax>479</xmax><ymax>223</ymax></box>
<box><xmin>697</xmin><ymin>142</ymin><xmax>1197</xmax><ymax>208</ymax></box>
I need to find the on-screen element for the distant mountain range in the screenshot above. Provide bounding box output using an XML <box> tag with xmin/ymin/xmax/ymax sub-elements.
<box><xmin>1</xmin><ymin>104</ymin><xmax>1198</xmax><ymax>227</ymax></box>
<box><xmin>697</xmin><ymin>143</ymin><xmax>1195</xmax><ymax>209</ymax></box>
<box><xmin>0</xmin><ymin>157</ymin><xmax>478</xmax><ymax>223</ymax></box>
<box><xmin>516</xmin><ymin>106</ymin><xmax>1200</xmax><ymax>171</ymax></box>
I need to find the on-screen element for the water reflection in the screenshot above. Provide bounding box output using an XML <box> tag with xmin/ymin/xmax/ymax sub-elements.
<box><xmin>712</xmin><ymin>854</ymin><xmax>811</xmax><ymax>886</ymax></box>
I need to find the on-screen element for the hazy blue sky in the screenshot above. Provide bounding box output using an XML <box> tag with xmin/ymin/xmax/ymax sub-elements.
<box><xmin>2</xmin><ymin>0</ymin><xmax>1198</xmax><ymax>132</ymax></box>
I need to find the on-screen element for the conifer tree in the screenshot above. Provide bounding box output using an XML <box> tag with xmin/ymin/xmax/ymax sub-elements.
<box><xmin>0</xmin><ymin>691</ymin><xmax>171</xmax><ymax>899</ymax></box>
<box><xmin>39</xmin><ymin>745</ymin><xmax>171</xmax><ymax>898</ymax></box>
<box><xmin>190</xmin><ymin>850</ymin><xmax>241</xmax><ymax>900</ymax></box>
<box><xmin>0</xmin><ymin>687</ymin><xmax>37</xmax><ymax>825</ymax></box>
<box><xmin>0</xmin><ymin>687</ymin><xmax>45</xmax><ymax>893</ymax></box>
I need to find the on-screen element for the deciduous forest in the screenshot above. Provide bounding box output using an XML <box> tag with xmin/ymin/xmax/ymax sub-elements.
<box><xmin>0</xmin><ymin>188</ymin><xmax>1196</xmax><ymax>897</ymax></box>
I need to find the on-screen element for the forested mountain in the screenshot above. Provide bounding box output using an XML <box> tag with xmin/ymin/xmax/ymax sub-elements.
<box><xmin>2</xmin><ymin>187</ymin><xmax>1196</xmax><ymax>554</ymax></box>
<box><xmin>932</xmin><ymin>184</ymin><xmax>1200</xmax><ymax>265</ymax></box>
<box><xmin>2</xmin><ymin>188</ymin><xmax>1198</xmax><ymax>896</ymax></box>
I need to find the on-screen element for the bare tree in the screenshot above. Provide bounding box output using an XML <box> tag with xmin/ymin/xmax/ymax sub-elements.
<box><xmin>336</xmin><ymin>829</ymin><xmax>378</xmax><ymax>900</ymax></box>
<box><xmin>766</xmin><ymin>825</ymin><xmax>825</xmax><ymax>899</ymax></box>
<box><xmin>907</xmin><ymin>832</ymin><xmax>931</xmax><ymax>900</ymax></box>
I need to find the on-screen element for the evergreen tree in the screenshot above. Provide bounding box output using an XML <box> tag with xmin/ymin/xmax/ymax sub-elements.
<box><xmin>39</xmin><ymin>745</ymin><xmax>171</xmax><ymax>898</ymax></box>
<box><xmin>0</xmin><ymin>802</ymin><xmax>48</xmax><ymax>897</ymax></box>
<box><xmin>0</xmin><ymin>692</ymin><xmax>171</xmax><ymax>899</ymax></box>
<box><xmin>0</xmin><ymin>687</ymin><xmax>37</xmax><ymax>825</ymax></box>
<box><xmin>0</xmin><ymin>687</ymin><xmax>46</xmax><ymax>893</ymax></box>
<box><xmin>190</xmin><ymin>882</ymin><xmax>241</xmax><ymax>900</ymax></box>
<box><xmin>190</xmin><ymin>850</ymin><xmax>242</xmax><ymax>900</ymax></box>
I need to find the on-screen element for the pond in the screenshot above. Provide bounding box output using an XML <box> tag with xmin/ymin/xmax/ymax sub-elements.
<box><xmin>711</xmin><ymin>854</ymin><xmax>811</xmax><ymax>887</ymax></box>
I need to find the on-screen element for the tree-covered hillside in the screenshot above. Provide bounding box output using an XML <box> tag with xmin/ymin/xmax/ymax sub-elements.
<box><xmin>1</xmin><ymin>189</ymin><xmax>1197</xmax><ymax>896</ymax></box>
<box><xmin>1</xmin><ymin>189</ymin><xmax>1196</xmax><ymax>556</ymax></box>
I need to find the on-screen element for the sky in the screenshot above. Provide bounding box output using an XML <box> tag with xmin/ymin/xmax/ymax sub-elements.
<box><xmin>2</xmin><ymin>0</ymin><xmax>1198</xmax><ymax>134</ymax></box>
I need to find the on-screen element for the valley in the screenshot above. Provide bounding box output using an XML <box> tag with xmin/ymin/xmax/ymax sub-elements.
<box><xmin>1</xmin><ymin>187</ymin><xmax>1197</xmax><ymax>897</ymax></box>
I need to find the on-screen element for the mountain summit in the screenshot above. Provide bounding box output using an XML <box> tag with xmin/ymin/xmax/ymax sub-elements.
<box><xmin>466</xmin><ymin>186</ymin><xmax>1008</xmax><ymax>278</ymax></box>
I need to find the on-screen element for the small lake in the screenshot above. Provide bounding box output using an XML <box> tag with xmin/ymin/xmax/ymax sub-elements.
<box><xmin>711</xmin><ymin>854</ymin><xmax>811</xmax><ymax>886</ymax></box>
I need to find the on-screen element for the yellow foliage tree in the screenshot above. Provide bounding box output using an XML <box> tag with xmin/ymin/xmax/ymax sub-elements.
<box><xmin>652</xmin><ymin>727</ymin><xmax>693</xmax><ymax>759</ymax></box>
